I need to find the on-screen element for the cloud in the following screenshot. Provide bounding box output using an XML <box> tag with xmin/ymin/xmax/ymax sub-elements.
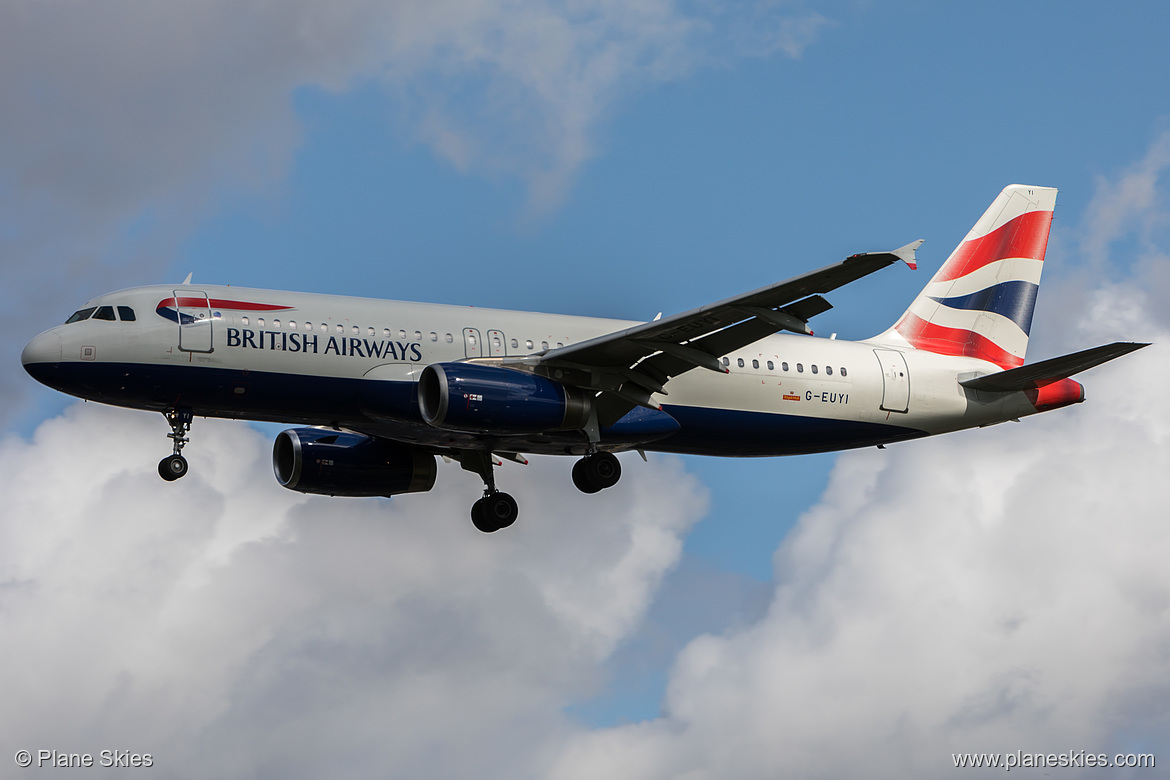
<box><xmin>541</xmin><ymin>139</ymin><xmax>1170</xmax><ymax>779</ymax></box>
<box><xmin>1080</xmin><ymin>129</ymin><xmax>1170</xmax><ymax>270</ymax></box>
<box><xmin>1</xmin><ymin>0</ymin><xmax>830</xmax><ymax>427</ymax></box>
<box><xmin>0</xmin><ymin>404</ymin><xmax>706</xmax><ymax>778</ymax></box>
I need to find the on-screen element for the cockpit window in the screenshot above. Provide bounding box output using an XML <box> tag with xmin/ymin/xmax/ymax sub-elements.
<box><xmin>92</xmin><ymin>306</ymin><xmax>117</xmax><ymax>321</ymax></box>
<box><xmin>65</xmin><ymin>307</ymin><xmax>96</xmax><ymax>324</ymax></box>
<box><xmin>117</xmin><ymin>306</ymin><xmax>136</xmax><ymax>321</ymax></box>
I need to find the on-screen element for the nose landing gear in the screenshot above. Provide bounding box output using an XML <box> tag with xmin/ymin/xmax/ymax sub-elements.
<box><xmin>158</xmin><ymin>408</ymin><xmax>193</xmax><ymax>482</ymax></box>
<box><xmin>572</xmin><ymin>451</ymin><xmax>621</xmax><ymax>494</ymax></box>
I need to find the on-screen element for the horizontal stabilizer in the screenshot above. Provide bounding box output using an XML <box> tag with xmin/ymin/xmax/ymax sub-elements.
<box><xmin>959</xmin><ymin>342</ymin><xmax>1149</xmax><ymax>392</ymax></box>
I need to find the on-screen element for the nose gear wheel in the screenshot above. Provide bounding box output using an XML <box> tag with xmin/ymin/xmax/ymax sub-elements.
<box><xmin>158</xmin><ymin>408</ymin><xmax>193</xmax><ymax>481</ymax></box>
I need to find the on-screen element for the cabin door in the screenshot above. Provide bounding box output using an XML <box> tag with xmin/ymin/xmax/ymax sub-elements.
<box><xmin>174</xmin><ymin>290</ymin><xmax>214</xmax><ymax>353</ymax></box>
<box><xmin>873</xmin><ymin>349</ymin><xmax>910</xmax><ymax>413</ymax></box>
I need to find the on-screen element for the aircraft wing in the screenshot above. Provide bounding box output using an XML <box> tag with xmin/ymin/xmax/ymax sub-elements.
<box><xmin>513</xmin><ymin>240</ymin><xmax>922</xmax><ymax>426</ymax></box>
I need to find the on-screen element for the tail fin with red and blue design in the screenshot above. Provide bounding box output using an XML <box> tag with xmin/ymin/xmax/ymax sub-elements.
<box><xmin>877</xmin><ymin>184</ymin><xmax>1058</xmax><ymax>368</ymax></box>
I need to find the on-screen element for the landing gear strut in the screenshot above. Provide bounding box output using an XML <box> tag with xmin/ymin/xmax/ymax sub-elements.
<box><xmin>461</xmin><ymin>451</ymin><xmax>519</xmax><ymax>533</ymax></box>
<box><xmin>158</xmin><ymin>408</ymin><xmax>193</xmax><ymax>482</ymax></box>
<box><xmin>572</xmin><ymin>451</ymin><xmax>621</xmax><ymax>494</ymax></box>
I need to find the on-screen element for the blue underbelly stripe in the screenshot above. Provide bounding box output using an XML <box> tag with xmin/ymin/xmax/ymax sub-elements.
<box><xmin>24</xmin><ymin>361</ymin><xmax>926</xmax><ymax>457</ymax></box>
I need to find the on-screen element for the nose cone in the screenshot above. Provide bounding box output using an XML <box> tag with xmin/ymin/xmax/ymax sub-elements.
<box><xmin>22</xmin><ymin>329</ymin><xmax>63</xmax><ymax>384</ymax></box>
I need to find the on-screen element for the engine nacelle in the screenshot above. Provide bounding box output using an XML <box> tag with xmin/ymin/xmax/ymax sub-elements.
<box><xmin>418</xmin><ymin>362</ymin><xmax>590</xmax><ymax>434</ymax></box>
<box><xmin>272</xmin><ymin>428</ymin><xmax>437</xmax><ymax>497</ymax></box>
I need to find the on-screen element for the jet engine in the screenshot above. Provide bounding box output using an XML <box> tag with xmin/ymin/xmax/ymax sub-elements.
<box><xmin>273</xmin><ymin>428</ymin><xmax>436</xmax><ymax>497</ymax></box>
<box><xmin>418</xmin><ymin>362</ymin><xmax>590</xmax><ymax>434</ymax></box>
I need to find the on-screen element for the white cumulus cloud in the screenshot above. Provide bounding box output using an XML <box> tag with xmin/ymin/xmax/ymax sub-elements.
<box><xmin>542</xmin><ymin>137</ymin><xmax>1170</xmax><ymax>780</ymax></box>
<box><xmin>0</xmin><ymin>403</ymin><xmax>706</xmax><ymax>778</ymax></box>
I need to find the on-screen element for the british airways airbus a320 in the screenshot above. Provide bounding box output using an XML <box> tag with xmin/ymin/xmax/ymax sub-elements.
<box><xmin>22</xmin><ymin>186</ymin><xmax>1147</xmax><ymax>532</ymax></box>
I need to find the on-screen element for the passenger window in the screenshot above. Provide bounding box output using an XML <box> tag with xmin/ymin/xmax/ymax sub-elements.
<box><xmin>752</xmin><ymin>359</ymin><xmax>759</xmax><ymax>369</ymax></box>
<box><xmin>737</xmin><ymin>358</ymin><xmax>745</xmax><ymax>368</ymax></box>
<box><xmin>273</xmin><ymin>319</ymin><xmax>281</xmax><ymax>328</ymax></box>
<box><xmin>541</xmin><ymin>341</ymin><xmax>549</xmax><ymax>350</ymax></box>
<box><xmin>511</xmin><ymin>339</ymin><xmax>518</xmax><ymax>349</ymax></box>
<box><xmin>242</xmin><ymin>316</ymin><xmax>250</xmax><ymax>326</ymax></box>
<box><xmin>289</xmin><ymin>320</ymin><xmax>297</xmax><ymax>329</ymax></box>
<box><xmin>796</xmin><ymin>363</ymin><xmax>804</xmax><ymax>373</ymax></box>
<box><xmin>320</xmin><ymin>323</ymin><xmax>327</xmax><ymax>332</ymax></box>
<box><xmin>811</xmin><ymin>364</ymin><xmax>818</xmax><ymax>374</ymax></box>
<box><xmin>65</xmin><ymin>307</ymin><xmax>96</xmax><ymax>324</ymax></box>
<box><xmin>446</xmin><ymin>333</ymin><xmax>454</xmax><ymax>343</ymax></box>
<box><xmin>117</xmin><ymin>306</ymin><xmax>136</xmax><ymax>322</ymax></box>
<box><xmin>556</xmin><ymin>342</ymin><xmax>563</xmax><ymax>348</ymax></box>
<box><xmin>305</xmin><ymin>322</ymin><xmax>313</xmax><ymax>331</ymax></box>
<box><xmin>384</xmin><ymin>328</ymin><xmax>391</xmax><ymax>338</ymax></box>
<box><xmin>430</xmin><ymin>332</ymin><xmax>438</xmax><ymax>342</ymax></box>
<box><xmin>767</xmin><ymin>360</ymin><xmax>774</xmax><ymax>370</ymax></box>
<box><xmin>782</xmin><ymin>362</ymin><xmax>789</xmax><ymax>371</ymax></box>
<box><xmin>414</xmin><ymin>331</ymin><xmax>422</xmax><ymax>341</ymax></box>
<box><xmin>93</xmin><ymin>306</ymin><xmax>116</xmax><ymax>321</ymax></box>
<box><xmin>352</xmin><ymin>325</ymin><xmax>359</xmax><ymax>335</ymax></box>
<box><xmin>825</xmin><ymin>365</ymin><xmax>833</xmax><ymax>376</ymax></box>
<box><xmin>841</xmin><ymin>367</ymin><xmax>848</xmax><ymax>377</ymax></box>
<box><xmin>526</xmin><ymin>339</ymin><xmax>534</xmax><ymax>350</ymax></box>
<box><xmin>722</xmin><ymin>357</ymin><xmax>730</xmax><ymax>367</ymax></box>
<box><xmin>368</xmin><ymin>326</ymin><xmax>375</xmax><ymax>337</ymax></box>
<box><xmin>258</xmin><ymin>318</ymin><xmax>265</xmax><ymax>328</ymax></box>
<box><xmin>399</xmin><ymin>329</ymin><xmax>407</xmax><ymax>339</ymax></box>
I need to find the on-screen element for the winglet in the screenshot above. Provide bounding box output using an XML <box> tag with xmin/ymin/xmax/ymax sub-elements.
<box><xmin>892</xmin><ymin>239</ymin><xmax>924</xmax><ymax>271</ymax></box>
<box><xmin>182</xmin><ymin>272</ymin><xmax>194</xmax><ymax>285</ymax></box>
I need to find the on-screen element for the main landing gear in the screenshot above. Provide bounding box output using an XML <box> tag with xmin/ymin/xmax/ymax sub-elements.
<box><xmin>461</xmin><ymin>452</ymin><xmax>519</xmax><ymax>534</ymax></box>
<box><xmin>572</xmin><ymin>451</ymin><xmax>622</xmax><ymax>494</ymax></box>
<box><xmin>158</xmin><ymin>408</ymin><xmax>193</xmax><ymax>482</ymax></box>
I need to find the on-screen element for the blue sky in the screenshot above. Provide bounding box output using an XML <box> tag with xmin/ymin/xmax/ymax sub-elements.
<box><xmin>4</xmin><ymin>2</ymin><xmax>1170</xmax><ymax>777</ymax></box>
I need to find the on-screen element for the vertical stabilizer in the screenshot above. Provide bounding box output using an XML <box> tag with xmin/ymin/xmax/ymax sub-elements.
<box><xmin>873</xmin><ymin>184</ymin><xmax>1058</xmax><ymax>368</ymax></box>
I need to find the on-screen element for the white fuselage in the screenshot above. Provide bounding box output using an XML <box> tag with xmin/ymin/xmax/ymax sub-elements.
<box><xmin>22</xmin><ymin>283</ymin><xmax>1044</xmax><ymax>458</ymax></box>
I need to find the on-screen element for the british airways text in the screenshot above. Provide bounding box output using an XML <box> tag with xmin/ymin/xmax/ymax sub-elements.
<box><xmin>226</xmin><ymin>327</ymin><xmax>423</xmax><ymax>361</ymax></box>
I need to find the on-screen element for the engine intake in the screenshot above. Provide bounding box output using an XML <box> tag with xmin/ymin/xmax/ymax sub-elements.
<box><xmin>273</xmin><ymin>428</ymin><xmax>436</xmax><ymax>497</ymax></box>
<box><xmin>418</xmin><ymin>362</ymin><xmax>590</xmax><ymax>434</ymax></box>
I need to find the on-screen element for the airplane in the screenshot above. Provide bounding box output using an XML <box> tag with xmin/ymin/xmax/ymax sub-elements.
<box><xmin>21</xmin><ymin>185</ymin><xmax>1148</xmax><ymax>533</ymax></box>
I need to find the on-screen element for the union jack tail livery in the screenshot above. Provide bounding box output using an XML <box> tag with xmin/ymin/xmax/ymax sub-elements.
<box><xmin>879</xmin><ymin>184</ymin><xmax>1058</xmax><ymax>368</ymax></box>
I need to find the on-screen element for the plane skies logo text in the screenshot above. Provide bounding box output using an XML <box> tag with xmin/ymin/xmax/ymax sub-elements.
<box><xmin>225</xmin><ymin>327</ymin><xmax>424</xmax><ymax>362</ymax></box>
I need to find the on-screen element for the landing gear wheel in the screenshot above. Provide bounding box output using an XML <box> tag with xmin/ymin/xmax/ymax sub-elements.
<box><xmin>160</xmin><ymin>408</ymin><xmax>193</xmax><ymax>482</ymax></box>
<box><xmin>470</xmin><ymin>492</ymin><xmax>519</xmax><ymax>533</ymax></box>
<box><xmin>575</xmin><ymin>452</ymin><xmax>621</xmax><ymax>493</ymax></box>
<box><xmin>471</xmin><ymin>498</ymin><xmax>496</xmax><ymax>533</ymax></box>
<box><xmin>484</xmin><ymin>492</ymin><xmax>518</xmax><ymax>530</ymax></box>
<box><xmin>572</xmin><ymin>459</ymin><xmax>602</xmax><ymax>494</ymax></box>
<box><xmin>158</xmin><ymin>454</ymin><xmax>188</xmax><ymax>481</ymax></box>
